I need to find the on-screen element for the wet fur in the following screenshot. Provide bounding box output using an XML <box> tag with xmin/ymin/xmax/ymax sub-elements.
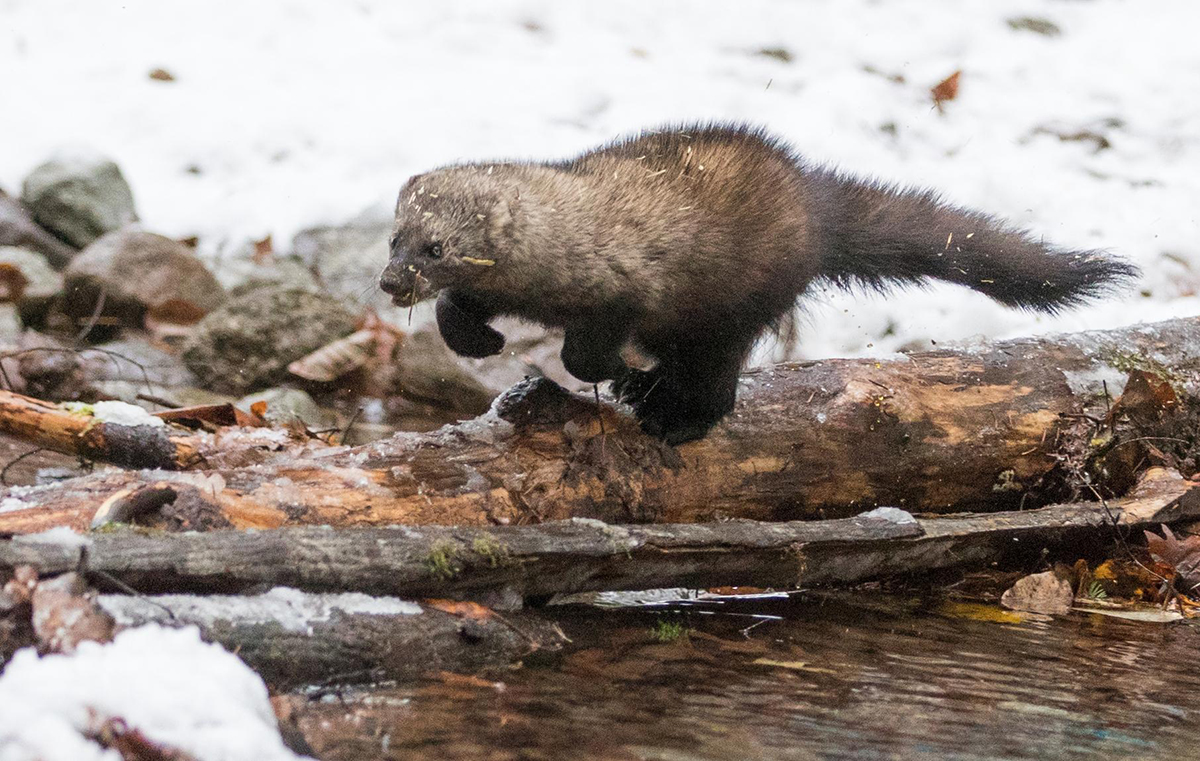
<box><xmin>380</xmin><ymin>124</ymin><xmax>1137</xmax><ymax>443</ymax></box>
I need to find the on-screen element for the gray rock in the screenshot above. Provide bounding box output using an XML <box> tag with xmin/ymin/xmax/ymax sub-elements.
<box><xmin>202</xmin><ymin>237</ymin><xmax>322</xmax><ymax>295</ymax></box>
<box><xmin>63</xmin><ymin>228</ymin><xmax>226</xmax><ymax>330</ymax></box>
<box><xmin>236</xmin><ymin>387</ymin><xmax>337</xmax><ymax>430</ymax></box>
<box><xmin>390</xmin><ymin>325</ymin><xmax>500</xmax><ymax>415</ymax></box>
<box><xmin>21</xmin><ymin>155</ymin><xmax>137</xmax><ymax>248</ymax></box>
<box><xmin>290</xmin><ymin>203</ymin><xmax>392</xmax><ymax>308</ymax></box>
<box><xmin>86</xmin><ymin>336</ymin><xmax>199</xmax><ymax>388</ymax></box>
<box><xmin>0</xmin><ymin>190</ymin><xmax>77</xmax><ymax>268</ymax></box>
<box><xmin>181</xmin><ymin>285</ymin><xmax>358</xmax><ymax>395</ymax></box>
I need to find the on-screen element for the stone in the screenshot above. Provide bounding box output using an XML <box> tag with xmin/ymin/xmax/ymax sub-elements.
<box><xmin>63</xmin><ymin>228</ymin><xmax>226</xmax><ymax>332</ymax></box>
<box><xmin>20</xmin><ymin>154</ymin><xmax>137</xmax><ymax>248</ymax></box>
<box><xmin>0</xmin><ymin>190</ymin><xmax>77</xmax><ymax>268</ymax></box>
<box><xmin>236</xmin><ymin>387</ymin><xmax>337</xmax><ymax>430</ymax></box>
<box><xmin>1000</xmin><ymin>571</ymin><xmax>1075</xmax><ymax>615</ymax></box>
<box><xmin>290</xmin><ymin>203</ymin><xmax>392</xmax><ymax>309</ymax></box>
<box><xmin>181</xmin><ymin>285</ymin><xmax>358</xmax><ymax>395</ymax></box>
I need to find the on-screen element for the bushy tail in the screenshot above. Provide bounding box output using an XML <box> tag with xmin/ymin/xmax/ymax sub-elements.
<box><xmin>807</xmin><ymin>168</ymin><xmax>1138</xmax><ymax>313</ymax></box>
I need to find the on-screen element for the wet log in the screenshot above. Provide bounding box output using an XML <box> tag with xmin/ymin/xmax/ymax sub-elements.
<box><xmin>3</xmin><ymin>470</ymin><xmax>1195</xmax><ymax>601</ymax></box>
<box><xmin>0</xmin><ymin>316</ymin><xmax>1197</xmax><ymax>532</ymax></box>
<box><xmin>95</xmin><ymin>591</ymin><xmax>567</xmax><ymax>690</ymax></box>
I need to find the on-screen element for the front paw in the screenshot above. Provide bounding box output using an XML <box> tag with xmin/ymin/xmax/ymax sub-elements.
<box><xmin>436</xmin><ymin>292</ymin><xmax>505</xmax><ymax>358</ymax></box>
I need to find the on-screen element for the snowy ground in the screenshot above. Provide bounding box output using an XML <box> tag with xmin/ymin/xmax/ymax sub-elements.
<box><xmin>1</xmin><ymin>0</ymin><xmax>1198</xmax><ymax>357</ymax></box>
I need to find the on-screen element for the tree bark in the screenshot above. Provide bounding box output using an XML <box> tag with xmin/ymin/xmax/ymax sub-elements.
<box><xmin>95</xmin><ymin>592</ymin><xmax>567</xmax><ymax>690</ymax></box>
<box><xmin>3</xmin><ymin>469</ymin><xmax>1193</xmax><ymax>601</ymax></box>
<box><xmin>0</xmin><ymin>316</ymin><xmax>1197</xmax><ymax>533</ymax></box>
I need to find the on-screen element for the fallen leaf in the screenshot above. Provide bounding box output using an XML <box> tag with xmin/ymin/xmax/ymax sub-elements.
<box><xmin>253</xmin><ymin>234</ymin><xmax>273</xmax><ymax>264</ymax></box>
<box><xmin>146</xmin><ymin>298</ymin><xmax>207</xmax><ymax>326</ymax></box>
<box><xmin>1077</xmin><ymin>607</ymin><xmax>1184</xmax><ymax>624</ymax></box>
<box><xmin>425</xmin><ymin>599</ymin><xmax>495</xmax><ymax>622</ymax></box>
<box><xmin>752</xmin><ymin>658</ymin><xmax>837</xmax><ymax>674</ymax></box>
<box><xmin>31</xmin><ymin>573</ymin><xmax>115</xmax><ymax>653</ymax></box>
<box><xmin>147</xmin><ymin>67</ymin><xmax>176</xmax><ymax>82</ymax></box>
<box><xmin>287</xmin><ymin>329</ymin><xmax>376</xmax><ymax>382</ymax></box>
<box><xmin>937</xmin><ymin>600</ymin><xmax>1027</xmax><ymax>624</ymax></box>
<box><xmin>432</xmin><ymin>670</ymin><xmax>506</xmax><ymax>691</ymax></box>
<box><xmin>1001</xmin><ymin>571</ymin><xmax>1074</xmax><ymax>615</ymax></box>
<box><xmin>931</xmin><ymin>70</ymin><xmax>962</xmax><ymax>112</ymax></box>
<box><xmin>0</xmin><ymin>263</ymin><xmax>28</xmax><ymax>302</ymax></box>
<box><xmin>1145</xmin><ymin>524</ymin><xmax>1200</xmax><ymax>586</ymax></box>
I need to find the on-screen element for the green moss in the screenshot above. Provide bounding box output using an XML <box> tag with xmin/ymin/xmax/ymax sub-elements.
<box><xmin>61</xmin><ymin>402</ymin><xmax>96</xmax><ymax>416</ymax></box>
<box><xmin>425</xmin><ymin>540</ymin><xmax>463</xmax><ymax>580</ymax></box>
<box><xmin>1101</xmin><ymin>348</ymin><xmax>1178</xmax><ymax>385</ymax></box>
<box><xmin>651</xmin><ymin>619</ymin><xmax>689</xmax><ymax>643</ymax></box>
<box><xmin>992</xmin><ymin>469</ymin><xmax>1023</xmax><ymax>493</ymax></box>
<box><xmin>471</xmin><ymin>535</ymin><xmax>512</xmax><ymax>568</ymax></box>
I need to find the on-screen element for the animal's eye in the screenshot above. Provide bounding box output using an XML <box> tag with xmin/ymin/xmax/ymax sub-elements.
<box><xmin>424</xmin><ymin>242</ymin><xmax>443</xmax><ymax>259</ymax></box>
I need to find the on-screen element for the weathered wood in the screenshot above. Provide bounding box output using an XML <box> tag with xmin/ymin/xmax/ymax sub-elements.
<box><xmin>96</xmin><ymin>591</ymin><xmax>567</xmax><ymax>690</ymax></box>
<box><xmin>4</xmin><ymin>471</ymin><xmax>1193</xmax><ymax>600</ymax></box>
<box><xmin>1</xmin><ymin>316</ymin><xmax>1197</xmax><ymax>531</ymax></box>
<box><xmin>0</xmin><ymin>390</ymin><xmax>202</xmax><ymax>469</ymax></box>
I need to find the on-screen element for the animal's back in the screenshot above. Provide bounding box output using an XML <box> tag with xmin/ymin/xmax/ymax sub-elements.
<box><xmin>556</xmin><ymin>125</ymin><xmax>820</xmax><ymax>334</ymax></box>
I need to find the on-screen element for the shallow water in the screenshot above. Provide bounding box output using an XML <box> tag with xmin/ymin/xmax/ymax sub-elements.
<box><xmin>299</xmin><ymin>592</ymin><xmax>1200</xmax><ymax>760</ymax></box>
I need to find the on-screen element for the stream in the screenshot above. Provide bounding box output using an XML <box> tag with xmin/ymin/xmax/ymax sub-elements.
<box><xmin>297</xmin><ymin>591</ymin><xmax>1199</xmax><ymax>760</ymax></box>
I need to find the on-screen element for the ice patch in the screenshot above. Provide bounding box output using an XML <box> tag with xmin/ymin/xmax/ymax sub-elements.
<box><xmin>859</xmin><ymin>507</ymin><xmax>918</xmax><ymax>525</ymax></box>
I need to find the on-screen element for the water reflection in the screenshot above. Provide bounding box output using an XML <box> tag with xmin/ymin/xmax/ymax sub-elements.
<box><xmin>301</xmin><ymin>592</ymin><xmax>1198</xmax><ymax>760</ymax></box>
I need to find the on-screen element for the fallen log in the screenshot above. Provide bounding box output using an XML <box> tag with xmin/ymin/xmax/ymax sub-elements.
<box><xmin>3</xmin><ymin>469</ymin><xmax>1193</xmax><ymax>601</ymax></box>
<box><xmin>0</xmin><ymin>316</ymin><xmax>1197</xmax><ymax>531</ymax></box>
<box><xmin>96</xmin><ymin>589</ymin><xmax>567</xmax><ymax>690</ymax></box>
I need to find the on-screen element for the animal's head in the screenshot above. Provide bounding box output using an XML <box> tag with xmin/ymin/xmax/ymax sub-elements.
<box><xmin>379</xmin><ymin>168</ymin><xmax>516</xmax><ymax>306</ymax></box>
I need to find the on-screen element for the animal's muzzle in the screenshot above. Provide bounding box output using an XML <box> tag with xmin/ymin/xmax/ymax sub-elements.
<box><xmin>379</xmin><ymin>260</ymin><xmax>433</xmax><ymax>306</ymax></box>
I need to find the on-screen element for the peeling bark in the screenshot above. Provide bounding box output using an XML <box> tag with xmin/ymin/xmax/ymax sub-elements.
<box><xmin>0</xmin><ymin>316</ymin><xmax>1197</xmax><ymax>532</ymax></box>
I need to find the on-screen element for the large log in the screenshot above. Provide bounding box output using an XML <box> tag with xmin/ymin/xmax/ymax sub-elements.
<box><xmin>2</xmin><ymin>470</ymin><xmax>1194</xmax><ymax>601</ymax></box>
<box><xmin>0</xmin><ymin>317</ymin><xmax>1196</xmax><ymax>532</ymax></box>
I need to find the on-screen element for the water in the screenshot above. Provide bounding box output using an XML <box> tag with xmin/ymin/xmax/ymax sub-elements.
<box><xmin>297</xmin><ymin>592</ymin><xmax>1200</xmax><ymax>760</ymax></box>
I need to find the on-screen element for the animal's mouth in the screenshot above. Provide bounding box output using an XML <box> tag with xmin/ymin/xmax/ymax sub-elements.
<box><xmin>379</xmin><ymin>264</ymin><xmax>435</xmax><ymax>306</ymax></box>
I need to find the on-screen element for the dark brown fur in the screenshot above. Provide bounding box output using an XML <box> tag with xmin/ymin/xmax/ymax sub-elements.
<box><xmin>380</xmin><ymin>124</ymin><xmax>1137</xmax><ymax>443</ymax></box>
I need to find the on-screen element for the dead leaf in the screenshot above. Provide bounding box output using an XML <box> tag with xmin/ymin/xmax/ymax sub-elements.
<box><xmin>432</xmin><ymin>670</ymin><xmax>506</xmax><ymax>691</ymax></box>
<box><xmin>253</xmin><ymin>234</ymin><xmax>273</xmax><ymax>264</ymax></box>
<box><xmin>937</xmin><ymin>600</ymin><xmax>1026</xmax><ymax>624</ymax></box>
<box><xmin>1109</xmin><ymin>370</ymin><xmax>1178</xmax><ymax>422</ymax></box>
<box><xmin>287</xmin><ymin>329</ymin><xmax>377</xmax><ymax>382</ymax></box>
<box><xmin>931</xmin><ymin>70</ymin><xmax>962</xmax><ymax>112</ymax></box>
<box><xmin>0</xmin><ymin>263</ymin><xmax>29</xmax><ymax>302</ymax></box>
<box><xmin>147</xmin><ymin>68</ymin><xmax>176</xmax><ymax>82</ymax></box>
<box><xmin>31</xmin><ymin>573</ymin><xmax>116</xmax><ymax>653</ymax></box>
<box><xmin>751</xmin><ymin>658</ymin><xmax>837</xmax><ymax>674</ymax></box>
<box><xmin>1000</xmin><ymin>571</ymin><xmax>1073</xmax><ymax>615</ymax></box>
<box><xmin>425</xmin><ymin>599</ymin><xmax>496</xmax><ymax>622</ymax></box>
<box><xmin>1145</xmin><ymin>524</ymin><xmax>1200</xmax><ymax>586</ymax></box>
<box><xmin>249</xmin><ymin>400</ymin><xmax>268</xmax><ymax>418</ymax></box>
<box><xmin>146</xmin><ymin>298</ymin><xmax>208</xmax><ymax>326</ymax></box>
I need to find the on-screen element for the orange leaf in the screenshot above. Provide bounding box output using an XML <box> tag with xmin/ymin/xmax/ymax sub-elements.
<box><xmin>0</xmin><ymin>263</ymin><xmax>28</xmax><ymax>302</ymax></box>
<box><xmin>1145</xmin><ymin>524</ymin><xmax>1200</xmax><ymax>585</ymax></box>
<box><xmin>425</xmin><ymin>599</ymin><xmax>495</xmax><ymax>622</ymax></box>
<box><xmin>931</xmin><ymin>70</ymin><xmax>961</xmax><ymax>112</ymax></box>
<box><xmin>253</xmin><ymin>234</ymin><xmax>274</xmax><ymax>264</ymax></box>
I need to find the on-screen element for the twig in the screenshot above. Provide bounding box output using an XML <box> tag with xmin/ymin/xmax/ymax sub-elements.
<box><xmin>0</xmin><ymin>447</ymin><xmax>49</xmax><ymax>485</ymax></box>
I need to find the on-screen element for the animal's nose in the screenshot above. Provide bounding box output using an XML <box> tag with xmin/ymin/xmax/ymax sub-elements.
<box><xmin>378</xmin><ymin>263</ymin><xmax>409</xmax><ymax>295</ymax></box>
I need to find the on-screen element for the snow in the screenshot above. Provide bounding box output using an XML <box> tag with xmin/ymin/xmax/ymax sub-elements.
<box><xmin>12</xmin><ymin>526</ymin><xmax>91</xmax><ymax>549</ymax></box>
<box><xmin>858</xmin><ymin>506</ymin><xmax>918</xmax><ymax>525</ymax></box>
<box><xmin>0</xmin><ymin>497</ymin><xmax>30</xmax><ymax>515</ymax></box>
<box><xmin>99</xmin><ymin>586</ymin><xmax>423</xmax><ymax>633</ymax></box>
<box><xmin>1</xmin><ymin>0</ymin><xmax>1197</xmax><ymax>358</ymax></box>
<box><xmin>0</xmin><ymin>625</ymin><xmax>307</xmax><ymax>761</ymax></box>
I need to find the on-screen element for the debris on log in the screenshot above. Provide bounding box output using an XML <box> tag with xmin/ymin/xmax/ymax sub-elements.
<box><xmin>0</xmin><ymin>317</ymin><xmax>1197</xmax><ymax>532</ymax></box>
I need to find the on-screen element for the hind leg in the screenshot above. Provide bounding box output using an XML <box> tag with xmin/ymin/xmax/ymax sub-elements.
<box><xmin>619</xmin><ymin>334</ymin><xmax>750</xmax><ymax>444</ymax></box>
